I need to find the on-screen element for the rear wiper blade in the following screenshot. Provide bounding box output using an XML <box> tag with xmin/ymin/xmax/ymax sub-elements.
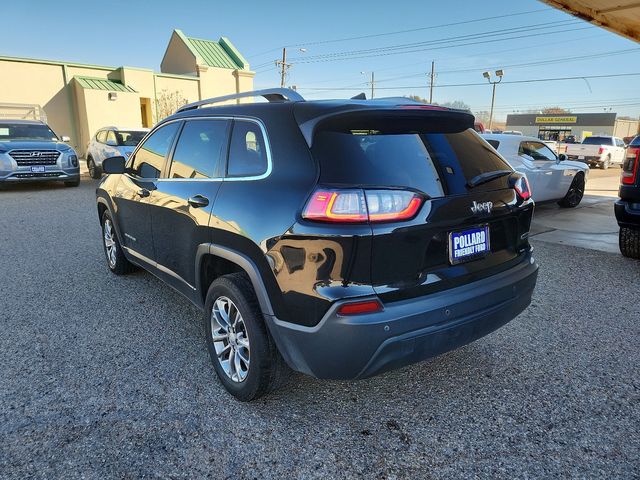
<box><xmin>467</xmin><ymin>169</ymin><xmax>512</xmax><ymax>188</ymax></box>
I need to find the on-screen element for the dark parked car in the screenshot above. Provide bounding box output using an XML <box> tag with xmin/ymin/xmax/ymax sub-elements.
<box><xmin>96</xmin><ymin>89</ymin><xmax>539</xmax><ymax>401</ymax></box>
<box><xmin>615</xmin><ymin>135</ymin><xmax>640</xmax><ymax>258</ymax></box>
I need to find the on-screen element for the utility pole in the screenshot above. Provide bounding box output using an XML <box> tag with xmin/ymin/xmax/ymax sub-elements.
<box><xmin>361</xmin><ymin>71</ymin><xmax>375</xmax><ymax>99</ymax></box>
<box><xmin>371</xmin><ymin>71</ymin><xmax>375</xmax><ymax>99</ymax></box>
<box><xmin>276</xmin><ymin>48</ymin><xmax>291</xmax><ymax>88</ymax></box>
<box><xmin>428</xmin><ymin>61</ymin><xmax>435</xmax><ymax>104</ymax></box>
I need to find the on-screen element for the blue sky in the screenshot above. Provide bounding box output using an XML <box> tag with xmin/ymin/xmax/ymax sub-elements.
<box><xmin>2</xmin><ymin>0</ymin><xmax>639</xmax><ymax>121</ymax></box>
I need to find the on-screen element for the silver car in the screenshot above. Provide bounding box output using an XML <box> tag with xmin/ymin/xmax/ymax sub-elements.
<box><xmin>482</xmin><ymin>133</ymin><xmax>589</xmax><ymax>208</ymax></box>
<box><xmin>0</xmin><ymin>120</ymin><xmax>80</xmax><ymax>187</ymax></box>
<box><xmin>86</xmin><ymin>127</ymin><xmax>148</xmax><ymax>179</ymax></box>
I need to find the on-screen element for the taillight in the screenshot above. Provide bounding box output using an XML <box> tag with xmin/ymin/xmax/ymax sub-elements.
<box><xmin>622</xmin><ymin>148</ymin><xmax>639</xmax><ymax>185</ymax></box>
<box><xmin>598</xmin><ymin>147</ymin><xmax>605</xmax><ymax>154</ymax></box>
<box><xmin>302</xmin><ymin>188</ymin><xmax>423</xmax><ymax>223</ymax></box>
<box><xmin>512</xmin><ymin>175</ymin><xmax>532</xmax><ymax>200</ymax></box>
<box><xmin>336</xmin><ymin>299</ymin><xmax>383</xmax><ymax>316</ymax></box>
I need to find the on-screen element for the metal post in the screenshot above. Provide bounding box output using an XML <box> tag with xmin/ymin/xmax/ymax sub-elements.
<box><xmin>279</xmin><ymin>48</ymin><xmax>287</xmax><ymax>88</ymax></box>
<box><xmin>371</xmin><ymin>72</ymin><xmax>375</xmax><ymax>99</ymax></box>
<box><xmin>429</xmin><ymin>61</ymin><xmax>435</xmax><ymax>104</ymax></box>
<box><xmin>489</xmin><ymin>82</ymin><xmax>496</xmax><ymax>130</ymax></box>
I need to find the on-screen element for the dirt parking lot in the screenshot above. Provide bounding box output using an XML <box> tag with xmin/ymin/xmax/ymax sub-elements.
<box><xmin>1</xmin><ymin>177</ymin><xmax>639</xmax><ymax>479</ymax></box>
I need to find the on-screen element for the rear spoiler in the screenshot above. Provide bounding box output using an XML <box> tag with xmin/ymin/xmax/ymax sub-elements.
<box><xmin>295</xmin><ymin>104</ymin><xmax>475</xmax><ymax>147</ymax></box>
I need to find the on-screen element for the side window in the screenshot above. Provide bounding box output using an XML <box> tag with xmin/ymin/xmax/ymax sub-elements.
<box><xmin>106</xmin><ymin>130</ymin><xmax>117</xmax><ymax>145</ymax></box>
<box><xmin>616</xmin><ymin>138</ymin><xmax>624</xmax><ymax>147</ymax></box>
<box><xmin>519</xmin><ymin>141</ymin><xmax>556</xmax><ymax>161</ymax></box>
<box><xmin>168</xmin><ymin>119</ymin><xmax>230</xmax><ymax>179</ymax></box>
<box><xmin>227</xmin><ymin>121</ymin><xmax>268</xmax><ymax>177</ymax></box>
<box><xmin>96</xmin><ymin>130</ymin><xmax>107</xmax><ymax>143</ymax></box>
<box><xmin>131</xmin><ymin>123</ymin><xmax>180</xmax><ymax>179</ymax></box>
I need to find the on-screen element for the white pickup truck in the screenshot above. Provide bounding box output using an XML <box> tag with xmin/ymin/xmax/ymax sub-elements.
<box><xmin>565</xmin><ymin>135</ymin><xmax>627</xmax><ymax>169</ymax></box>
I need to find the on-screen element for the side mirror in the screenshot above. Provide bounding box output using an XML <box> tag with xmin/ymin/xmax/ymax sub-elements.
<box><xmin>558</xmin><ymin>153</ymin><xmax>567</xmax><ymax>161</ymax></box>
<box><xmin>61</xmin><ymin>135</ymin><xmax>71</xmax><ymax>142</ymax></box>
<box><xmin>102</xmin><ymin>156</ymin><xmax>126</xmax><ymax>174</ymax></box>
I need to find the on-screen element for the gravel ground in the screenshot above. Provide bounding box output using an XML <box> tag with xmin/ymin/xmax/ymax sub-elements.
<box><xmin>1</xmin><ymin>180</ymin><xmax>639</xmax><ymax>479</ymax></box>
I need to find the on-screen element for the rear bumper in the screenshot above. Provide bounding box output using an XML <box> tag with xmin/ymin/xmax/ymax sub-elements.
<box><xmin>615</xmin><ymin>199</ymin><xmax>640</xmax><ymax>228</ymax></box>
<box><xmin>266</xmin><ymin>253</ymin><xmax>538</xmax><ymax>380</ymax></box>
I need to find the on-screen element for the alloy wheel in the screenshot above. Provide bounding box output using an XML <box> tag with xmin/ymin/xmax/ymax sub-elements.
<box><xmin>211</xmin><ymin>296</ymin><xmax>250</xmax><ymax>382</ymax></box>
<box><xmin>88</xmin><ymin>159</ymin><xmax>96</xmax><ymax>178</ymax></box>
<box><xmin>103</xmin><ymin>219</ymin><xmax>117</xmax><ymax>268</ymax></box>
<box><xmin>566</xmin><ymin>175</ymin><xmax>585</xmax><ymax>206</ymax></box>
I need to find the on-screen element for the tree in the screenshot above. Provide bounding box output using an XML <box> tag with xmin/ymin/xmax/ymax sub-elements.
<box><xmin>154</xmin><ymin>89</ymin><xmax>188</xmax><ymax>122</ymax></box>
<box><xmin>440</xmin><ymin>100</ymin><xmax>471</xmax><ymax>111</ymax></box>
<box><xmin>473</xmin><ymin>110</ymin><xmax>491</xmax><ymax>124</ymax></box>
<box><xmin>541</xmin><ymin>107</ymin><xmax>571</xmax><ymax>114</ymax></box>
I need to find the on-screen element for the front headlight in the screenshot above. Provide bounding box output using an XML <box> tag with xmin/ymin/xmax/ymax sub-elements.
<box><xmin>68</xmin><ymin>154</ymin><xmax>78</xmax><ymax>167</ymax></box>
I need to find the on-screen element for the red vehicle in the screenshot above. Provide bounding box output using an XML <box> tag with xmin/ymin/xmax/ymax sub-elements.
<box><xmin>474</xmin><ymin>122</ymin><xmax>485</xmax><ymax>133</ymax></box>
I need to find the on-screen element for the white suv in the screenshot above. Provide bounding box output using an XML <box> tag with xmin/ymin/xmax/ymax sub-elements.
<box><xmin>86</xmin><ymin>127</ymin><xmax>148</xmax><ymax>178</ymax></box>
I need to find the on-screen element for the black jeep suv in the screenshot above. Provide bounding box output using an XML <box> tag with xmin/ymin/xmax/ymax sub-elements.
<box><xmin>96</xmin><ymin>89</ymin><xmax>538</xmax><ymax>401</ymax></box>
<box><xmin>616</xmin><ymin>135</ymin><xmax>640</xmax><ymax>258</ymax></box>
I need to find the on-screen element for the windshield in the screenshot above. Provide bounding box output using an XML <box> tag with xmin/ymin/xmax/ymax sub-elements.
<box><xmin>115</xmin><ymin>130</ymin><xmax>147</xmax><ymax>146</ymax></box>
<box><xmin>582</xmin><ymin>136</ymin><xmax>610</xmax><ymax>145</ymax></box>
<box><xmin>0</xmin><ymin>123</ymin><xmax>58</xmax><ymax>141</ymax></box>
<box><xmin>629</xmin><ymin>136</ymin><xmax>640</xmax><ymax>147</ymax></box>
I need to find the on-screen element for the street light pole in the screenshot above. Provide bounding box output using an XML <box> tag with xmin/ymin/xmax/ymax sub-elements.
<box><xmin>483</xmin><ymin>69</ymin><xmax>504</xmax><ymax>130</ymax></box>
<box><xmin>489</xmin><ymin>82</ymin><xmax>497</xmax><ymax>130</ymax></box>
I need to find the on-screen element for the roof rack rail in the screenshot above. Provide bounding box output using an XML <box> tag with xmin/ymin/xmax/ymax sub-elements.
<box><xmin>176</xmin><ymin>88</ymin><xmax>305</xmax><ymax>113</ymax></box>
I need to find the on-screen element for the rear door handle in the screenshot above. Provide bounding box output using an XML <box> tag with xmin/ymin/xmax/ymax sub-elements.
<box><xmin>188</xmin><ymin>195</ymin><xmax>209</xmax><ymax>208</ymax></box>
<box><xmin>137</xmin><ymin>188</ymin><xmax>150</xmax><ymax>198</ymax></box>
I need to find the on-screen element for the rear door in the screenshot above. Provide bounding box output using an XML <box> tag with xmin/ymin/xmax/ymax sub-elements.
<box><xmin>151</xmin><ymin>118</ymin><xmax>230</xmax><ymax>291</ymax></box>
<box><xmin>115</xmin><ymin>122</ymin><xmax>181</xmax><ymax>262</ymax></box>
<box><xmin>311</xmin><ymin>124</ymin><xmax>533</xmax><ymax>303</ymax></box>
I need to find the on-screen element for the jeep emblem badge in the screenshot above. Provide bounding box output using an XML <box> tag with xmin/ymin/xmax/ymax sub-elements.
<box><xmin>471</xmin><ymin>201</ymin><xmax>493</xmax><ymax>215</ymax></box>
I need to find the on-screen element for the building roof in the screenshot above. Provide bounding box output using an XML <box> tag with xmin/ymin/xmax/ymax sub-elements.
<box><xmin>541</xmin><ymin>1</ymin><xmax>640</xmax><ymax>43</ymax></box>
<box><xmin>178</xmin><ymin>30</ymin><xmax>249</xmax><ymax>70</ymax></box>
<box><xmin>74</xmin><ymin>76</ymin><xmax>138</xmax><ymax>93</ymax></box>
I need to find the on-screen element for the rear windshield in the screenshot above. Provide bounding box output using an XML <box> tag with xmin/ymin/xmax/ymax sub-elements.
<box><xmin>115</xmin><ymin>130</ymin><xmax>146</xmax><ymax>146</ymax></box>
<box><xmin>582</xmin><ymin>136</ymin><xmax>611</xmax><ymax>145</ymax></box>
<box><xmin>312</xmin><ymin>128</ymin><xmax>510</xmax><ymax>197</ymax></box>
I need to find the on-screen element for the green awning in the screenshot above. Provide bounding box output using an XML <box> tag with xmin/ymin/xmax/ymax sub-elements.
<box><xmin>74</xmin><ymin>76</ymin><xmax>137</xmax><ymax>93</ymax></box>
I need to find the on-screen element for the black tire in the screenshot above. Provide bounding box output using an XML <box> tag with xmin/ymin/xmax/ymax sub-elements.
<box><xmin>619</xmin><ymin>227</ymin><xmax>640</xmax><ymax>259</ymax></box>
<box><xmin>601</xmin><ymin>155</ymin><xmax>611</xmax><ymax>169</ymax></box>
<box><xmin>64</xmin><ymin>178</ymin><xmax>80</xmax><ymax>187</ymax></box>
<box><xmin>204</xmin><ymin>272</ymin><xmax>289</xmax><ymax>401</ymax></box>
<box><xmin>558</xmin><ymin>172</ymin><xmax>585</xmax><ymax>208</ymax></box>
<box><xmin>101</xmin><ymin>210</ymin><xmax>135</xmax><ymax>274</ymax></box>
<box><xmin>87</xmin><ymin>157</ymin><xmax>101</xmax><ymax>179</ymax></box>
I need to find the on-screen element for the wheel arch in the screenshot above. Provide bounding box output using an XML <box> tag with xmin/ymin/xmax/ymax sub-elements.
<box><xmin>196</xmin><ymin>244</ymin><xmax>275</xmax><ymax>317</ymax></box>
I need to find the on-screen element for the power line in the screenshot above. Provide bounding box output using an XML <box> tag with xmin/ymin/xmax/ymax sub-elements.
<box><xmin>245</xmin><ymin>8</ymin><xmax>551</xmax><ymax>58</ymax></box>
<box><xmin>287</xmin><ymin>25</ymin><xmax>592</xmax><ymax>65</ymax></box>
<box><xmin>287</xmin><ymin>20</ymin><xmax>580</xmax><ymax>62</ymax></box>
<box><xmin>372</xmin><ymin>47</ymin><xmax>640</xmax><ymax>84</ymax></box>
<box><xmin>297</xmin><ymin>72</ymin><xmax>640</xmax><ymax>91</ymax></box>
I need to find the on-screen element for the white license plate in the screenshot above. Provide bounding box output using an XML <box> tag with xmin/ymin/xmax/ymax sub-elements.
<box><xmin>30</xmin><ymin>166</ymin><xmax>46</xmax><ymax>173</ymax></box>
<box><xmin>578</xmin><ymin>156</ymin><xmax>585</xmax><ymax>160</ymax></box>
<box><xmin>449</xmin><ymin>225</ymin><xmax>490</xmax><ymax>265</ymax></box>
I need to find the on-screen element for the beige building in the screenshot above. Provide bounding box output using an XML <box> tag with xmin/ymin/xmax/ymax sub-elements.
<box><xmin>0</xmin><ymin>29</ymin><xmax>254</xmax><ymax>156</ymax></box>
